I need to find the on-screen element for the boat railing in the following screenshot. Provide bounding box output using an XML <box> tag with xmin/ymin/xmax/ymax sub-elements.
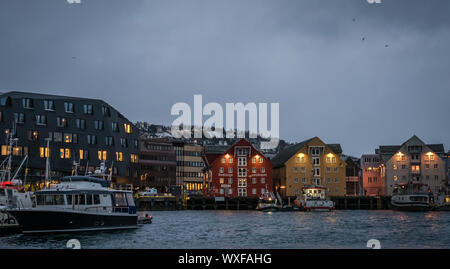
<box><xmin>84</xmin><ymin>205</ymin><xmax>130</xmax><ymax>214</ymax></box>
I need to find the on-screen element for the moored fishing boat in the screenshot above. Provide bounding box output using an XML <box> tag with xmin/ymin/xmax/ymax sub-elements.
<box><xmin>256</xmin><ymin>187</ymin><xmax>279</xmax><ymax>212</ymax></box>
<box><xmin>296</xmin><ymin>185</ymin><xmax>334</xmax><ymax>212</ymax></box>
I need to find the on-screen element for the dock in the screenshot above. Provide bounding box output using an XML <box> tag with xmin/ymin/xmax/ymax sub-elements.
<box><xmin>331</xmin><ymin>196</ymin><xmax>391</xmax><ymax>210</ymax></box>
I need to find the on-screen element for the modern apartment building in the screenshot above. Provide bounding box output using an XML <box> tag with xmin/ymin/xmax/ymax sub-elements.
<box><xmin>361</xmin><ymin>154</ymin><xmax>385</xmax><ymax>196</ymax></box>
<box><xmin>138</xmin><ymin>137</ymin><xmax>176</xmax><ymax>193</ymax></box>
<box><xmin>377</xmin><ymin>135</ymin><xmax>446</xmax><ymax>195</ymax></box>
<box><xmin>173</xmin><ymin>141</ymin><xmax>204</xmax><ymax>196</ymax></box>
<box><xmin>202</xmin><ymin>138</ymin><xmax>273</xmax><ymax>198</ymax></box>
<box><xmin>0</xmin><ymin>91</ymin><xmax>140</xmax><ymax>187</ymax></box>
<box><xmin>272</xmin><ymin>137</ymin><xmax>347</xmax><ymax>199</ymax></box>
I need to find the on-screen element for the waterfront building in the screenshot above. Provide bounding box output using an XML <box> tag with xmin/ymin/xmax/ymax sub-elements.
<box><xmin>138</xmin><ymin>137</ymin><xmax>177</xmax><ymax>193</ymax></box>
<box><xmin>377</xmin><ymin>135</ymin><xmax>446</xmax><ymax>195</ymax></box>
<box><xmin>272</xmin><ymin>137</ymin><xmax>347</xmax><ymax>200</ymax></box>
<box><xmin>173</xmin><ymin>140</ymin><xmax>204</xmax><ymax>196</ymax></box>
<box><xmin>0</xmin><ymin>91</ymin><xmax>140</xmax><ymax>188</ymax></box>
<box><xmin>344</xmin><ymin>156</ymin><xmax>362</xmax><ymax>196</ymax></box>
<box><xmin>202</xmin><ymin>138</ymin><xmax>273</xmax><ymax>198</ymax></box>
<box><xmin>361</xmin><ymin>154</ymin><xmax>385</xmax><ymax>196</ymax></box>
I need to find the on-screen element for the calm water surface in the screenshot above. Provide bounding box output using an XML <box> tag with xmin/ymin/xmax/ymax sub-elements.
<box><xmin>1</xmin><ymin>210</ymin><xmax>450</xmax><ymax>249</ymax></box>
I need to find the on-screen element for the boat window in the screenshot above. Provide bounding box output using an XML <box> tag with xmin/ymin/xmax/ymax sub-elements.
<box><xmin>74</xmin><ymin>194</ymin><xmax>86</xmax><ymax>205</ymax></box>
<box><xmin>86</xmin><ymin>194</ymin><xmax>93</xmax><ymax>205</ymax></box>
<box><xmin>113</xmin><ymin>192</ymin><xmax>127</xmax><ymax>207</ymax></box>
<box><xmin>93</xmin><ymin>194</ymin><xmax>100</xmax><ymax>205</ymax></box>
<box><xmin>126</xmin><ymin>193</ymin><xmax>135</xmax><ymax>206</ymax></box>
<box><xmin>36</xmin><ymin>195</ymin><xmax>65</xmax><ymax>205</ymax></box>
<box><xmin>66</xmin><ymin>194</ymin><xmax>72</xmax><ymax>205</ymax></box>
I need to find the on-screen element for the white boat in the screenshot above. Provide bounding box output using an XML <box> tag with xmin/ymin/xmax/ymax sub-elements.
<box><xmin>296</xmin><ymin>185</ymin><xmax>335</xmax><ymax>212</ymax></box>
<box><xmin>390</xmin><ymin>182</ymin><xmax>434</xmax><ymax>211</ymax></box>
<box><xmin>8</xmin><ymin>175</ymin><xmax>139</xmax><ymax>234</ymax></box>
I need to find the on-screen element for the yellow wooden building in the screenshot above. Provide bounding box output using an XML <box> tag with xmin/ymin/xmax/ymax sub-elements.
<box><xmin>272</xmin><ymin>137</ymin><xmax>347</xmax><ymax>199</ymax></box>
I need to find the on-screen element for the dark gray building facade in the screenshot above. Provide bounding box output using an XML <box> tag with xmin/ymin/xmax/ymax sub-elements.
<box><xmin>0</xmin><ymin>91</ymin><xmax>140</xmax><ymax>188</ymax></box>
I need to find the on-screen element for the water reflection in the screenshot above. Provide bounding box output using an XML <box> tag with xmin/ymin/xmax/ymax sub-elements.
<box><xmin>1</xmin><ymin>210</ymin><xmax>449</xmax><ymax>249</ymax></box>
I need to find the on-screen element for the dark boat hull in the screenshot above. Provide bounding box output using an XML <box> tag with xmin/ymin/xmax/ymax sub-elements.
<box><xmin>8</xmin><ymin>209</ymin><xmax>138</xmax><ymax>233</ymax></box>
<box><xmin>390</xmin><ymin>202</ymin><xmax>433</xmax><ymax>212</ymax></box>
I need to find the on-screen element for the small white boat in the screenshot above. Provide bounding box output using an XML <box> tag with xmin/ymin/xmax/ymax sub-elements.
<box><xmin>391</xmin><ymin>182</ymin><xmax>434</xmax><ymax>212</ymax></box>
<box><xmin>296</xmin><ymin>185</ymin><xmax>334</xmax><ymax>212</ymax></box>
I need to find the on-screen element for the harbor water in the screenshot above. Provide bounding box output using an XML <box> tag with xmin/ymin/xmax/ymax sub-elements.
<box><xmin>1</xmin><ymin>210</ymin><xmax>450</xmax><ymax>249</ymax></box>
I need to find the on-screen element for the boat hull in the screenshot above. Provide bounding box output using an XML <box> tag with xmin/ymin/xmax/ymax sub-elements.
<box><xmin>390</xmin><ymin>202</ymin><xmax>433</xmax><ymax>212</ymax></box>
<box><xmin>8</xmin><ymin>209</ymin><xmax>138</xmax><ymax>234</ymax></box>
<box><xmin>257</xmin><ymin>206</ymin><xmax>278</xmax><ymax>212</ymax></box>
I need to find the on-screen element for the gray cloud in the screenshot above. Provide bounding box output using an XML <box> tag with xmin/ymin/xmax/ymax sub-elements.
<box><xmin>0</xmin><ymin>0</ymin><xmax>449</xmax><ymax>156</ymax></box>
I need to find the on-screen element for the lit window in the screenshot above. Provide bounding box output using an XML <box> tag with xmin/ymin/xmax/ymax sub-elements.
<box><xmin>40</xmin><ymin>147</ymin><xmax>49</xmax><ymax>158</ymax></box>
<box><xmin>60</xmin><ymin>148</ymin><xmax>71</xmax><ymax>159</ymax></box>
<box><xmin>98</xmin><ymin>150</ymin><xmax>108</xmax><ymax>160</ymax></box>
<box><xmin>64</xmin><ymin>133</ymin><xmax>73</xmax><ymax>143</ymax></box>
<box><xmin>259</xmin><ymin>157</ymin><xmax>263</xmax><ymax>163</ymax></box>
<box><xmin>228</xmin><ymin>158</ymin><xmax>233</xmax><ymax>164</ymax></box>
<box><xmin>124</xmin><ymin>123</ymin><xmax>132</xmax><ymax>134</ymax></box>
<box><xmin>252</xmin><ymin>158</ymin><xmax>256</xmax><ymax>164</ymax></box>
<box><xmin>222</xmin><ymin>158</ymin><xmax>226</xmax><ymax>163</ymax></box>
<box><xmin>116</xmin><ymin>152</ymin><xmax>123</xmax><ymax>162</ymax></box>
<box><xmin>130</xmin><ymin>154</ymin><xmax>139</xmax><ymax>163</ymax></box>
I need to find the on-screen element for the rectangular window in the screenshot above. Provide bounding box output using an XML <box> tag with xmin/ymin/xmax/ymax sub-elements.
<box><xmin>124</xmin><ymin>123</ymin><xmax>132</xmax><ymax>134</ymax></box>
<box><xmin>238</xmin><ymin>157</ymin><xmax>247</xmax><ymax>166</ymax></box>
<box><xmin>14</xmin><ymin>113</ymin><xmax>25</xmax><ymax>124</ymax></box>
<box><xmin>1</xmin><ymin>145</ymin><xmax>10</xmax><ymax>156</ymax></box>
<box><xmin>98</xmin><ymin>150</ymin><xmax>108</xmax><ymax>160</ymax></box>
<box><xmin>87</xmin><ymin>135</ymin><xmax>97</xmax><ymax>145</ymax></box>
<box><xmin>44</xmin><ymin>100</ymin><xmax>55</xmax><ymax>111</ymax></box>
<box><xmin>83</xmin><ymin>104</ymin><xmax>93</xmax><ymax>114</ymax></box>
<box><xmin>116</xmin><ymin>152</ymin><xmax>123</xmax><ymax>162</ymax></box>
<box><xmin>112</xmin><ymin>122</ymin><xmax>119</xmax><ymax>132</ymax></box>
<box><xmin>238</xmin><ymin>168</ymin><xmax>247</xmax><ymax>177</ymax></box>
<box><xmin>57</xmin><ymin>117</ymin><xmax>67</xmax><ymax>127</ymax></box>
<box><xmin>238</xmin><ymin>178</ymin><xmax>247</xmax><ymax>187</ymax></box>
<box><xmin>36</xmin><ymin>115</ymin><xmax>47</xmax><ymax>125</ymax></box>
<box><xmin>40</xmin><ymin>147</ymin><xmax>50</xmax><ymax>158</ymax></box>
<box><xmin>120</xmin><ymin>138</ymin><xmax>128</xmax><ymax>148</ymax></box>
<box><xmin>22</xmin><ymin>98</ymin><xmax>33</xmax><ymax>109</ymax></box>
<box><xmin>105</xmin><ymin>136</ymin><xmax>114</xmax><ymax>146</ymax></box>
<box><xmin>59</xmin><ymin>148</ymin><xmax>71</xmax><ymax>159</ymax></box>
<box><xmin>64</xmin><ymin>133</ymin><xmax>72</xmax><ymax>143</ymax></box>
<box><xmin>102</xmin><ymin>106</ymin><xmax>111</xmax><ymax>116</ymax></box>
<box><xmin>94</xmin><ymin>120</ymin><xmax>104</xmax><ymax>130</ymax></box>
<box><xmin>130</xmin><ymin>154</ymin><xmax>139</xmax><ymax>163</ymax></box>
<box><xmin>238</xmin><ymin>188</ymin><xmax>247</xmax><ymax>197</ymax></box>
<box><xmin>76</xmin><ymin>119</ymin><xmax>86</xmax><ymax>129</ymax></box>
<box><xmin>64</xmin><ymin>102</ymin><xmax>74</xmax><ymax>113</ymax></box>
<box><xmin>53</xmin><ymin>132</ymin><xmax>62</xmax><ymax>142</ymax></box>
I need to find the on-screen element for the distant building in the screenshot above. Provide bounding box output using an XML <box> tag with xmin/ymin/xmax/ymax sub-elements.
<box><xmin>139</xmin><ymin>137</ymin><xmax>176</xmax><ymax>193</ymax></box>
<box><xmin>271</xmin><ymin>137</ymin><xmax>347</xmax><ymax>199</ymax></box>
<box><xmin>361</xmin><ymin>154</ymin><xmax>385</xmax><ymax>196</ymax></box>
<box><xmin>377</xmin><ymin>135</ymin><xmax>446</xmax><ymax>195</ymax></box>
<box><xmin>446</xmin><ymin>151</ymin><xmax>450</xmax><ymax>189</ymax></box>
<box><xmin>344</xmin><ymin>156</ymin><xmax>362</xmax><ymax>196</ymax></box>
<box><xmin>0</xmin><ymin>91</ymin><xmax>140</xmax><ymax>188</ymax></box>
<box><xmin>202</xmin><ymin>138</ymin><xmax>273</xmax><ymax>198</ymax></box>
<box><xmin>173</xmin><ymin>141</ymin><xmax>204</xmax><ymax>196</ymax></box>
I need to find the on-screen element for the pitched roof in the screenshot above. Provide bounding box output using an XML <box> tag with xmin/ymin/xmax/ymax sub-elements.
<box><xmin>271</xmin><ymin>138</ymin><xmax>313</xmax><ymax>168</ymax></box>
<box><xmin>271</xmin><ymin>138</ymin><xmax>343</xmax><ymax>168</ymax></box>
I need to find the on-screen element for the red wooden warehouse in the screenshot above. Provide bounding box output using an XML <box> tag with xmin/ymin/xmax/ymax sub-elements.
<box><xmin>202</xmin><ymin>138</ymin><xmax>273</xmax><ymax>198</ymax></box>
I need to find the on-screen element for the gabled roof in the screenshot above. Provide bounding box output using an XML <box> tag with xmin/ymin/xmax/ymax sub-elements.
<box><xmin>271</xmin><ymin>138</ymin><xmax>313</xmax><ymax>168</ymax></box>
<box><xmin>271</xmin><ymin>137</ymin><xmax>343</xmax><ymax>169</ymax></box>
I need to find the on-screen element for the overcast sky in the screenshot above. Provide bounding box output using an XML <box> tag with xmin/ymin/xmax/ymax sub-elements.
<box><xmin>0</xmin><ymin>0</ymin><xmax>449</xmax><ymax>157</ymax></box>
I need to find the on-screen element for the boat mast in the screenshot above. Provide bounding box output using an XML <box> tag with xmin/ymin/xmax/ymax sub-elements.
<box><xmin>44</xmin><ymin>137</ymin><xmax>51</xmax><ymax>188</ymax></box>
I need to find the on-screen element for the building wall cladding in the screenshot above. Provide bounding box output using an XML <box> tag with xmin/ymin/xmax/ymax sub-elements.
<box><xmin>203</xmin><ymin>139</ymin><xmax>273</xmax><ymax>198</ymax></box>
<box><xmin>0</xmin><ymin>91</ymin><xmax>140</xmax><ymax>185</ymax></box>
<box><xmin>181</xmin><ymin>144</ymin><xmax>204</xmax><ymax>192</ymax></box>
<box><xmin>139</xmin><ymin>137</ymin><xmax>176</xmax><ymax>191</ymax></box>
